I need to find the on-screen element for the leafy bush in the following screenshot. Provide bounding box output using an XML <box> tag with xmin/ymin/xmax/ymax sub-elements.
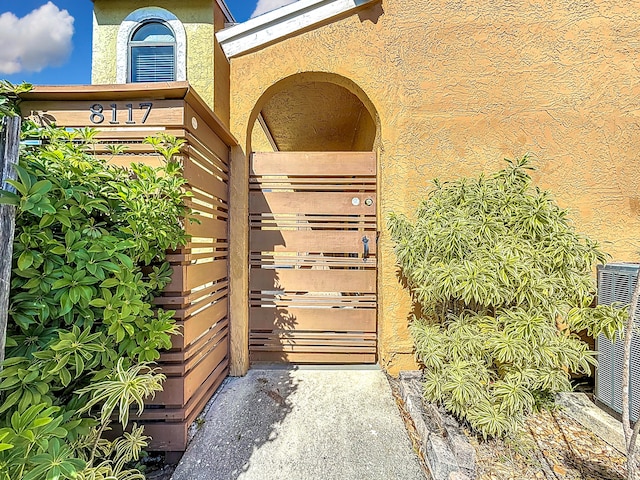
<box><xmin>388</xmin><ymin>156</ymin><xmax>626</xmax><ymax>438</ymax></box>
<box><xmin>0</xmin><ymin>84</ymin><xmax>192</xmax><ymax>478</ymax></box>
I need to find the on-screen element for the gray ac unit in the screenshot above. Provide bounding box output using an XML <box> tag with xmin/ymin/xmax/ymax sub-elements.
<box><xmin>596</xmin><ymin>263</ymin><xmax>640</xmax><ymax>421</ymax></box>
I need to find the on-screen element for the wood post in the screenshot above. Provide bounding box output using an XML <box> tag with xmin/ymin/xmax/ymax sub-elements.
<box><xmin>0</xmin><ymin>115</ymin><xmax>21</xmax><ymax>367</ymax></box>
<box><xmin>228</xmin><ymin>145</ymin><xmax>249</xmax><ymax>376</ymax></box>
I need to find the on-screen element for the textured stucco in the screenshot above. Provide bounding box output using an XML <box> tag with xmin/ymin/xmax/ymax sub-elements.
<box><xmin>213</xmin><ymin>1</ymin><xmax>230</xmax><ymax>125</ymax></box>
<box><xmin>251</xmin><ymin>119</ymin><xmax>276</xmax><ymax>152</ymax></box>
<box><xmin>228</xmin><ymin>0</ymin><xmax>640</xmax><ymax>374</ymax></box>
<box><xmin>259</xmin><ymin>81</ymin><xmax>374</xmax><ymax>151</ymax></box>
<box><xmin>92</xmin><ymin>0</ymin><xmax>225</xmax><ymax>115</ymax></box>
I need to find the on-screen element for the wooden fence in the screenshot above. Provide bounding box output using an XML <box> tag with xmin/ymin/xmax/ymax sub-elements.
<box><xmin>20</xmin><ymin>83</ymin><xmax>236</xmax><ymax>453</ymax></box>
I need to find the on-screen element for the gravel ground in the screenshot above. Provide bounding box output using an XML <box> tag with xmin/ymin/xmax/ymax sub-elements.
<box><xmin>387</xmin><ymin>373</ymin><xmax>627</xmax><ymax>480</ymax></box>
<box><xmin>472</xmin><ymin>410</ymin><xmax>626</xmax><ymax>480</ymax></box>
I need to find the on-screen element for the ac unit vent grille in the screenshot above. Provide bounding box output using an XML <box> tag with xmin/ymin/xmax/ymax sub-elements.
<box><xmin>596</xmin><ymin>263</ymin><xmax>640</xmax><ymax>421</ymax></box>
<box><xmin>595</xmin><ymin>334</ymin><xmax>613</xmax><ymax>407</ymax></box>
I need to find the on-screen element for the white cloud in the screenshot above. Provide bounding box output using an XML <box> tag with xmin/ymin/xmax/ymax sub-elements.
<box><xmin>0</xmin><ymin>2</ymin><xmax>74</xmax><ymax>75</ymax></box>
<box><xmin>251</xmin><ymin>0</ymin><xmax>299</xmax><ymax>18</ymax></box>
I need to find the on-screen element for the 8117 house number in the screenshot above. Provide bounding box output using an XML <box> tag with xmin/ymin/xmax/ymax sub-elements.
<box><xmin>89</xmin><ymin>102</ymin><xmax>153</xmax><ymax>125</ymax></box>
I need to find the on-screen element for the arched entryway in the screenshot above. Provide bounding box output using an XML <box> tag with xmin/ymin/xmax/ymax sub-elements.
<box><xmin>246</xmin><ymin>72</ymin><xmax>380</xmax><ymax>364</ymax></box>
<box><xmin>246</xmin><ymin>72</ymin><xmax>379</xmax><ymax>153</ymax></box>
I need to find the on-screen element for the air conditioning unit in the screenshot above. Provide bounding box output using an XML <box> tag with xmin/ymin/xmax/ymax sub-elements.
<box><xmin>596</xmin><ymin>263</ymin><xmax>640</xmax><ymax>421</ymax></box>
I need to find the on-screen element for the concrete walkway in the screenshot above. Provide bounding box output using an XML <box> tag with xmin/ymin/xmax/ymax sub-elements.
<box><xmin>171</xmin><ymin>367</ymin><xmax>425</xmax><ymax>480</ymax></box>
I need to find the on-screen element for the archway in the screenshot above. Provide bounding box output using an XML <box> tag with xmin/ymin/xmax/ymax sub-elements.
<box><xmin>246</xmin><ymin>72</ymin><xmax>380</xmax><ymax>153</ymax></box>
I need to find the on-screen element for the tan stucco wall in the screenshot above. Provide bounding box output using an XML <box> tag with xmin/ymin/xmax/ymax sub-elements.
<box><xmin>228</xmin><ymin>0</ymin><xmax>640</xmax><ymax>375</ymax></box>
<box><xmin>92</xmin><ymin>0</ymin><xmax>228</xmax><ymax>119</ymax></box>
<box><xmin>258</xmin><ymin>80</ymin><xmax>376</xmax><ymax>151</ymax></box>
<box><xmin>213</xmin><ymin>1</ymin><xmax>230</xmax><ymax>125</ymax></box>
<box><xmin>251</xmin><ymin>120</ymin><xmax>276</xmax><ymax>152</ymax></box>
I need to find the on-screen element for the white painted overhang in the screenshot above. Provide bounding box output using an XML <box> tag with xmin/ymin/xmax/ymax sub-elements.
<box><xmin>89</xmin><ymin>0</ymin><xmax>235</xmax><ymax>22</ymax></box>
<box><xmin>216</xmin><ymin>0</ymin><xmax>376</xmax><ymax>59</ymax></box>
<box><xmin>216</xmin><ymin>0</ymin><xmax>235</xmax><ymax>23</ymax></box>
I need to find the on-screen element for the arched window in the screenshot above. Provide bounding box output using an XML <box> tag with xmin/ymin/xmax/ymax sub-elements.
<box><xmin>116</xmin><ymin>7</ymin><xmax>187</xmax><ymax>84</ymax></box>
<box><xmin>129</xmin><ymin>21</ymin><xmax>176</xmax><ymax>83</ymax></box>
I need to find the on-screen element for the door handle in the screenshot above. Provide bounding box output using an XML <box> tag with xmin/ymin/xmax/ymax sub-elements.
<box><xmin>362</xmin><ymin>236</ymin><xmax>369</xmax><ymax>261</ymax></box>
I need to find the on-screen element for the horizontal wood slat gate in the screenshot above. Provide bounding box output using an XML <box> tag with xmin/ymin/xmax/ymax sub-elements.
<box><xmin>20</xmin><ymin>85</ymin><xmax>233</xmax><ymax>453</ymax></box>
<box><xmin>249</xmin><ymin>152</ymin><xmax>377</xmax><ymax>364</ymax></box>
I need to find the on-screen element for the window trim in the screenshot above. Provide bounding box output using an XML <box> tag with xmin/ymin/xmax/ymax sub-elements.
<box><xmin>116</xmin><ymin>7</ymin><xmax>186</xmax><ymax>84</ymax></box>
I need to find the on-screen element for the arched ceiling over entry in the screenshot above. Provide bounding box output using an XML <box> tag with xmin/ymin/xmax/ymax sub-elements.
<box><xmin>257</xmin><ymin>81</ymin><xmax>376</xmax><ymax>151</ymax></box>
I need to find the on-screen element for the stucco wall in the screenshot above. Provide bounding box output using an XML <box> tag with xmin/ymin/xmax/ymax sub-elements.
<box><xmin>213</xmin><ymin>1</ymin><xmax>230</xmax><ymax>125</ymax></box>
<box><xmin>92</xmin><ymin>0</ymin><xmax>220</xmax><ymax>113</ymax></box>
<box><xmin>228</xmin><ymin>0</ymin><xmax>640</xmax><ymax>374</ymax></box>
<box><xmin>251</xmin><ymin>120</ymin><xmax>276</xmax><ymax>152</ymax></box>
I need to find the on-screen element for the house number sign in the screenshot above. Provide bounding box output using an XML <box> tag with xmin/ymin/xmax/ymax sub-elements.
<box><xmin>89</xmin><ymin>102</ymin><xmax>153</xmax><ymax>125</ymax></box>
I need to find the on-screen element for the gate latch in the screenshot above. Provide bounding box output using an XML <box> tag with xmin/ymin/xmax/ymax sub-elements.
<box><xmin>362</xmin><ymin>236</ymin><xmax>370</xmax><ymax>261</ymax></box>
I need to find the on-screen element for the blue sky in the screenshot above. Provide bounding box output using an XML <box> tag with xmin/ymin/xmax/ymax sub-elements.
<box><xmin>0</xmin><ymin>1</ymin><xmax>292</xmax><ymax>86</ymax></box>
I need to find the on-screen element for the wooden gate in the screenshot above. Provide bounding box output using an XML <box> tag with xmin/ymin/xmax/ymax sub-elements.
<box><xmin>249</xmin><ymin>152</ymin><xmax>377</xmax><ymax>364</ymax></box>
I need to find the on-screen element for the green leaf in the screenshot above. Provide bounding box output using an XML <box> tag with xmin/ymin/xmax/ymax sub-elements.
<box><xmin>0</xmin><ymin>390</ymin><xmax>22</xmax><ymax>413</ymax></box>
<box><xmin>14</xmin><ymin>164</ymin><xmax>33</xmax><ymax>191</ymax></box>
<box><xmin>89</xmin><ymin>298</ymin><xmax>106</xmax><ymax>308</ymax></box>
<box><xmin>1</xmin><ymin>127</ymin><xmax>191</xmax><ymax>460</ymax></box>
<box><xmin>0</xmin><ymin>191</ymin><xmax>20</xmax><ymax>205</ymax></box>
<box><xmin>29</xmin><ymin>180</ymin><xmax>52</xmax><ymax>196</ymax></box>
<box><xmin>51</xmin><ymin>278</ymin><xmax>70</xmax><ymax>289</ymax></box>
<box><xmin>100</xmin><ymin>278</ymin><xmax>119</xmax><ymax>288</ymax></box>
<box><xmin>0</xmin><ymin>375</ymin><xmax>21</xmax><ymax>390</ymax></box>
<box><xmin>73</xmin><ymin>354</ymin><xmax>84</xmax><ymax>376</ymax></box>
<box><xmin>59</xmin><ymin>293</ymin><xmax>73</xmax><ymax>315</ymax></box>
<box><xmin>59</xmin><ymin>368</ymin><xmax>72</xmax><ymax>387</ymax></box>
<box><xmin>68</xmin><ymin>286</ymin><xmax>81</xmax><ymax>304</ymax></box>
<box><xmin>17</xmin><ymin>251</ymin><xmax>34</xmax><ymax>270</ymax></box>
<box><xmin>39</xmin><ymin>214</ymin><xmax>55</xmax><ymax>228</ymax></box>
<box><xmin>101</xmin><ymin>261</ymin><xmax>120</xmax><ymax>273</ymax></box>
<box><xmin>56</xmin><ymin>213</ymin><xmax>72</xmax><ymax>228</ymax></box>
<box><xmin>114</xmin><ymin>253</ymin><xmax>134</xmax><ymax>270</ymax></box>
<box><xmin>32</xmin><ymin>416</ymin><xmax>53</xmax><ymax>428</ymax></box>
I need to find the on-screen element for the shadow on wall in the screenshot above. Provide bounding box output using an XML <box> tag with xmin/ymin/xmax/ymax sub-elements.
<box><xmin>357</xmin><ymin>1</ymin><xmax>384</xmax><ymax>24</ymax></box>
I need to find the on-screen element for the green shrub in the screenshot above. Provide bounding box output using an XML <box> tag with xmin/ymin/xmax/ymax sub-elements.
<box><xmin>388</xmin><ymin>156</ymin><xmax>626</xmax><ymax>438</ymax></box>
<box><xmin>0</xmin><ymin>83</ymin><xmax>193</xmax><ymax>478</ymax></box>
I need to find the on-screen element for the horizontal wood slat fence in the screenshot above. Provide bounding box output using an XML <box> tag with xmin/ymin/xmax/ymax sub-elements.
<box><xmin>20</xmin><ymin>83</ymin><xmax>236</xmax><ymax>453</ymax></box>
<box><xmin>249</xmin><ymin>152</ymin><xmax>378</xmax><ymax>364</ymax></box>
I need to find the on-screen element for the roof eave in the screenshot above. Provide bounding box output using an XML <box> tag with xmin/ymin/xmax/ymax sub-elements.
<box><xmin>216</xmin><ymin>0</ymin><xmax>235</xmax><ymax>23</ymax></box>
<box><xmin>216</xmin><ymin>0</ymin><xmax>376</xmax><ymax>59</ymax></box>
<box><xmin>89</xmin><ymin>0</ymin><xmax>236</xmax><ymax>23</ymax></box>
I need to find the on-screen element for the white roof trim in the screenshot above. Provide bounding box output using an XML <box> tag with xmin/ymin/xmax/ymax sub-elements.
<box><xmin>216</xmin><ymin>0</ymin><xmax>375</xmax><ymax>58</ymax></box>
<box><xmin>216</xmin><ymin>0</ymin><xmax>235</xmax><ymax>23</ymax></box>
